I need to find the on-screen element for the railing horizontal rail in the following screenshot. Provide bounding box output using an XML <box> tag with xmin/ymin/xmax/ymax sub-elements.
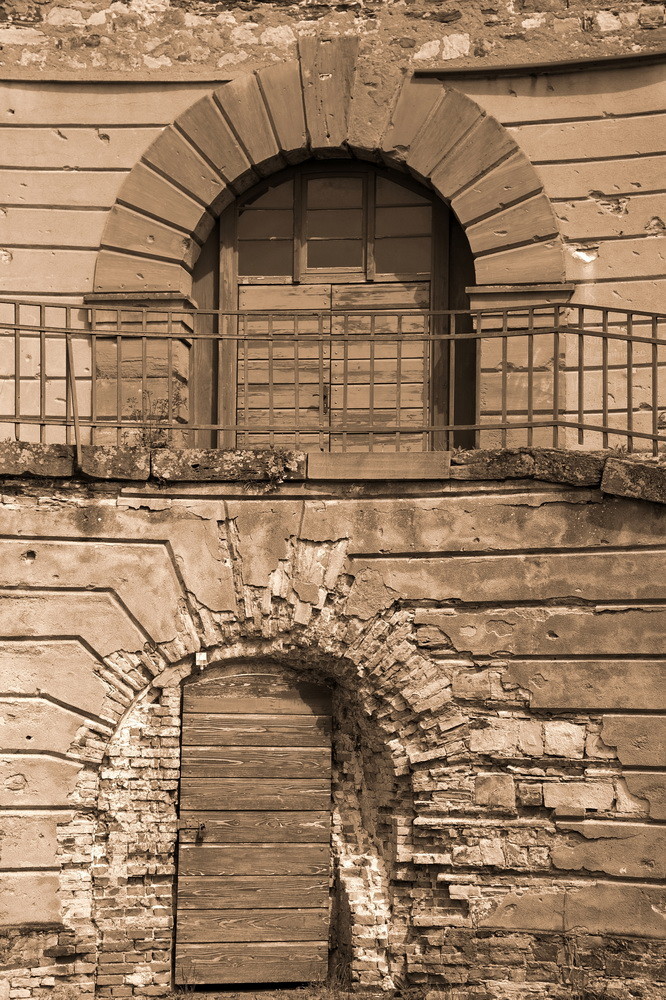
<box><xmin>1</xmin><ymin>299</ymin><xmax>664</xmax><ymax>458</ymax></box>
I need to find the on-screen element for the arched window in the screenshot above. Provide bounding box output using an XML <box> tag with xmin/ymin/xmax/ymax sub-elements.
<box><xmin>192</xmin><ymin>162</ymin><xmax>475</xmax><ymax>451</ymax></box>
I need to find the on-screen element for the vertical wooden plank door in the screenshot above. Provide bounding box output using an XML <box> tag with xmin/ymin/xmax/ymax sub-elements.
<box><xmin>175</xmin><ymin>666</ymin><xmax>333</xmax><ymax>986</ymax></box>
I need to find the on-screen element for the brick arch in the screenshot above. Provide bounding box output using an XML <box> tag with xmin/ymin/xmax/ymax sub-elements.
<box><xmin>93</xmin><ymin>38</ymin><xmax>565</xmax><ymax>296</ymax></box>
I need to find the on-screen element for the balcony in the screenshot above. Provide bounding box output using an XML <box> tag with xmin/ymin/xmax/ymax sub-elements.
<box><xmin>1</xmin><ymin>299</ymin><xmax>665</xmax><ymax>461</ymax></box>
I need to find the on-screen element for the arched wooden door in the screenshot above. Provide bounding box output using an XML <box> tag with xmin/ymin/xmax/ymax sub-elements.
<box><xmin>191</xmin><ymin>161</ymin><xmax>476</xmax><ymax>451</ymax></box>
<box><xmin>175</xmin><ymin>665</ymin><xmax>332</xmax><ymax>986</ymax></box>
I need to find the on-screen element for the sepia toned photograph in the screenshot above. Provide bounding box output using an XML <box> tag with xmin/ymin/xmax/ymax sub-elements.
<box><xmin>0</xmin><ymin>4</ymin><xmax>664</xmax><ymax>999</ymax></box>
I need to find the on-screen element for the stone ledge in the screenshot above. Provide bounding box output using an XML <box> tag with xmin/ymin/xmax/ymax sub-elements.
<box><xmin>0</xmin><ymin>442</ymin><xmax>664</xmax><ymax>503</ymax></box>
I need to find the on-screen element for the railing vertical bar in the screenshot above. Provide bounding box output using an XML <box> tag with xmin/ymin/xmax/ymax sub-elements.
<box><xmin>552</xmin><ymin>305</ymin><xmax>560</xmax><ymax>448</ymax></box>
<box><xmin>501</xmin><ymin>310</ymin><xmax>508</xmax><ymax>449</ymax></box>
<box><xmin>577</xmin><ymin>306</ymin><xmax>584</xmax><ymax>446</ymax></box>
<box><xmin>626</xmin><ymin>312</ymin><xmax>633</xmax><ymax>452</ymax></box>
<box><xmin>652</xmin><ymin>314</ymin><xmax>659</xmax><ymax>457</ymax></box>
<box><xmin>422</xmin><ymin>310</ymin><xmax>429</xmax><ymax>452</ymax></box>
<box><xmin>243</xmin><ymin>313</ymin><xmax>249</xmax><ymax>448</ymax></box>
<box><xmin>396</xmin><ymin>313</ymin><xmax>402</xmax><ymax>453</ymax></box>
<box><xmin>39</xmin><ymin>303</ymin><xmax>46</xmax><ymax>443</ymax></box>
<box><xmin>369</xmin><ymin>312</ymin><xmax>376</xmax><ymax>452</ymax></box>
<box><xmin>268</xmin><ymin>312</ymin><xmax>275</xmax><ymax>448</ymax></box>
<box><xmin>318</xmin><ymin>312</ymin><xmax>325</xmax><ymax>453</ymax></box>
<box><xmin>447</xmin><ymin>312</ymin><xmax>455</xmax><ymax>452</ymax></box>
<box><xmin>167</xmin><ymin>311</ymin><xmax>174</xmax><ymax>447</ymax></box>
<box><xmin>294</xmin><ymin>314</ymin><xmax>300</xmax><ymax>450</ymax></box>
<box><xmin>90</xmin><ymin>308</ymin><xmax>98</xmax><ymax>447</ymax></box>
<box><xmin>141</xmin><ymin>309</ymin><xmax>148</xmax><ymax>432</ymax></box>
<box><xmin>474</xmin><ymin>311</ymin><xmax>482</xmax><ymax>448</ymax></box>
<box><xmin>342</xmin><ymin>312</ymin><xmax>349</xmax><ymax>454</ymax></box>
<box><xmin>65</xmin><ymin>305</ymin><xmax>82</xmax><ymax>468</ymax></box>
<box><xmin>527</xmin><ymin>306</ymin><xmax>534</xmax><ymax>448</ymax></box>
<box><xmin>13</xmin><ymin>302</ymin><xmax>20</xmax><ymax>442</ymax></box>
<box><xmin>116</xmin><ymin>315</ymin><xmax>122</xmax><ymax>446</ymax></box>
<box><xmin>602</xmin><ymin>308</ymin><xmax>609</xmax><ymax>449</ymax></box>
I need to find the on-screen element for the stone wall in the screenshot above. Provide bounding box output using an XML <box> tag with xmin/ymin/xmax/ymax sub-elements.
<box><xmin>0</xmin><ymin>447</ymin><xmax>664</xmax><ymax>998</ymax></box>
<box><xmin>0</xmin><ymin>0</ymin><xmax>664</xmax><ymax>76</ymax></box>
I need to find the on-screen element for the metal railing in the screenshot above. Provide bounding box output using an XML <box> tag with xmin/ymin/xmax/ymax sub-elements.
<box><xmin>1</xmin><ymin>299</ymin><xmax>664</xmax><ymax>457</ymax></box>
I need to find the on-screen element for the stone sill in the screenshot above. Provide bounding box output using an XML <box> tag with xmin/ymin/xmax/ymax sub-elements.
<box><xmin>0</xmin><ymin>441</ymin><xmax>664</xmax><ymax>504</ymax></box>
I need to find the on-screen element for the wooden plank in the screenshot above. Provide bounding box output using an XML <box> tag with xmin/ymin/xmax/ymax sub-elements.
<box><xmin>535</xmin><ymin>155</ymin><xmax>666</xmax><ymax>199</ymax></box>
<box><xmin>177</xmin><ymin>907</ymin><xmax>329</xmax><ymax>943</ymax></box>
<box><xmin>332</xmin><ymin>281</ymin><xmax>430</xmax><ymax>309</ymax></box>
<box><xmin>453</xmin><ymin>64</ymin><xmax>666</xmax><ymax>124</ymax></box>
<box><xmin>175</xmin><ymin>941</ymin><xmax>328</xmax><ymax>984</ymax></box>
<box><xmin>239</xmin><ymin>284</ymin><xmax>331</xmax><ymax>310</ymax></box>
<box><xmin>0</xmin><ymin>207</ymin><xmax>109</xmax><ymax>248</ymax></box>
<box><xmin>179</xmin><ymin>844</ymin><xmax>328</xmax><ymax>876</ymax></box>
<box><xmin>0</xmin><ymin>169</ymin><xmax>125</xmax><ymax>208</ymax></box>
<box><xmin>0</xmin><ymin>127</ymin><xmax>161</xmax><ymax>169</ymax></box>
<box><xmin>0</xmin><ymin>81</ymin><xmax>218</xmax><ymax>125</ymax></box>
<box><xmin>181</xmin><ymin>746</ymin><xmax>330</xmax><ymax>778</ymax></box>
<box><xmin>183</xmin><ymin>672</ymin><xmax>332</xmax><ymax>716</ymax></box>
<box><xmin>180</xmin><ymin>778</ymin><xmax>330</xmax><ymax>812</ymax></box>
<box><xmin>177</xmin><ymin>810</ymin><xmax>330</xmax><ymax>843</ymax></box>
<box><xmin>509</xmin><ymin>113</ymin><xmax>666</xmax><ymax>162</ymax></box>
<box><xmin>177</xmin><ymin>876</ymin><xmax>330</xmax><ymax>909</ymax></box>
<box><xmin>308</xmin><ymin>452</ymin><xmax>451</xmax><ymax>480</ymax></box>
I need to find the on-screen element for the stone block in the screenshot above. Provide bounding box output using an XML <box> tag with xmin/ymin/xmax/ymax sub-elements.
<box><xmin>601</xmin><ymin>715</ymin><xmax>666</xmax><ymax>767</ymax></box>
<box><xmin>554</xmin><ymin>820</ymin><xmax>666</xmax><ymax>878</ymax></box>
<box><xmin>623</xmin><ymin>772</ymin><xmax>666</xmax><ymax>820</ymax></box>
<box><xmin>151</xmin><ymin>447</ymin><xmax>306</xmax><ymax>481</ymax></box>
<box><xmin>505</xmin><ymin>656</ymin><xmax>666</xmax><ymax>709</ymax></box>
<box><xmin>0</xmin><ymin>873</ymin><xmax>61</xmax><ymax>924</ymax></box>
<box><xmin>0</xmin><ymin>441</ymin><xmax>74</xmax><ymax>477</ymax></box>
<box><xmin>543</xmin><ymin>780</ymin><xmax>614</xmax><ymax>814</ymax></box>
<box><xmin>601</xmin><ymin>457</ymin><xmax>666</xmax><ymax>505</ymax></box>
<box><xmin>80</xmin><ymin>445</ymin><xmax>150</xmax><ymax>480</ymax></box>
<box><xmin>450</xmin><ymin>448</ymin><xmax>534</xmax><ymax>480</ymax></box>
<box><xmin>474</xmin><ymin>773</ymin><xmax>516</xmax><ymax>811</ymax></box>
<box><xmin>530</xmin><ymin>448</ymin><xmax>605</xmax><ymax>486</ymax></box>
<box><xmin>543</xmin><ymin>721</ymin><xmax>585</xmax><ymax>758</ymax></box>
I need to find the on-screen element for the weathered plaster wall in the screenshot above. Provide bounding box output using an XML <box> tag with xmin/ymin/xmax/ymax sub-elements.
<box><xmin>0</xmin><ymin>453</ymin><xmax>665</xmax><ymax>998</ymax></box>
<box><xmin>0</xmin><ymin>0</ymin><xmax>664</xmax><ymax>76</ymax></box>
<box><xmin>0</xmin><ymin>55</ymin><xmax>663</xmax><ymax>312</ymax></box>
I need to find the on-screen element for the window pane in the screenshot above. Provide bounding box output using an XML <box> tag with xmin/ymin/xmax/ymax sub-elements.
<box><xmin>375</xmin><ymin>236</ymin><xmax>431</xmax><ymax>274</ymax></box>
<box><xmin>307</xmin><ymin>239</ymin><xmax>363</xmax><ymax>269</ymax></box>
<box><xmin>307</xmin><ymin>176</ymin><xmax>363</xmax><ymax>209</ymax></box>
<box><xmin>375</xmin><ymin>206</ymin><xmax>431</xmax><ymax>239</ymax></box>
<box><xmin>376</xmin><ymin>176</ymin><xmax>430</xmax><ymax>207</ymax></box>
<box><xmin>238</xmin><ymin>209</ymin><xmax>293</xmax><ymax>240</ymax></box>
<box><xmin>244</xmin><ymin>179</ymin><xmax>294</xmax><ymax>209</ymax></box>
<box><xmin>307</xmin><ymin>208</ymin><xmax>363</xmax><ymax>240</ymax></box>
<box><xmin>238</xmin><ymin>239</ymin><xmax>293</xmax><ymax>276</ymax></box>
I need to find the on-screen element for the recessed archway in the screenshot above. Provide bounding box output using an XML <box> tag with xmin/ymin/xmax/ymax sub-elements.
<box><xmin>93</xmin><ymin>36</ymin><xmax>566</xmax><ymax>298</ymax></box>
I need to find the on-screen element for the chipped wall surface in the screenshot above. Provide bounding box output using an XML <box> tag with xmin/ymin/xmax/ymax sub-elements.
<box><xmin>0</xmin><ymin>48</ymin><xmax>664</xmax><ymax>314</ymax></box>
<box><xmin>0</xmin><ymin>466</ymin><xmax>665</xmax><ymax>998</ymax></box>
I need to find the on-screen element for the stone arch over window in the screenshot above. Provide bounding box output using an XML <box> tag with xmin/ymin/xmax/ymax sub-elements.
<box><xmin>93</xmin><ymin>36</ymin><xmax>566</xmax><ymax>297</ymax></box>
